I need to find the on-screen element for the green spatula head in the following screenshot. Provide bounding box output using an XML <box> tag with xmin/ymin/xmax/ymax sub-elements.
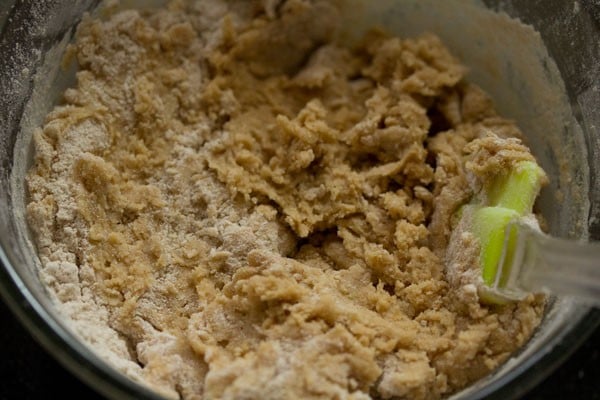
<box><xmin>459</xmin><ymin>160</ymin><xmax>546</xmax><ymax>304</ymax></box>
<box><xmin>485</xmin><ymin>161</ymin><xmax>546</xmax><ymax>214</ymax></box>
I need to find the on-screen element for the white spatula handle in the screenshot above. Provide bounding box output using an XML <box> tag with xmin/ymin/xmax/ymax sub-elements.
<box><xmin>509</xmin><ymin>222</ymin><xmax>600</xmax><ymax>306</ymax></box>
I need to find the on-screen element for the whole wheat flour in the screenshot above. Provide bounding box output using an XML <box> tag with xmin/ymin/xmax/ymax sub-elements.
<box><xmin>26</xmin><ymin>1</ymin><xmax>545</xmax><ymax>399</ymax></box>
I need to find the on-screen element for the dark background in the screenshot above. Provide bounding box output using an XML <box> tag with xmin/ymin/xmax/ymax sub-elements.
<box><xmin>0</xmin><ymin>299</ymin><xmax>597</xmax><ymax>399</ymax></box>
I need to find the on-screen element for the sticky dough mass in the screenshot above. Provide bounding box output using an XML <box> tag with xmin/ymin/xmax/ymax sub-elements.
<box><xmin>26</xmin><ymin>1</ymin><xmax>545</xmax><ymax>399</ymax></box>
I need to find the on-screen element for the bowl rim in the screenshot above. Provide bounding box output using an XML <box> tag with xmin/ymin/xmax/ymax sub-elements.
<box><xmin>0</xmin><ymin>244</ymin><xmax>165</xmax><ymax>400</ymax></box>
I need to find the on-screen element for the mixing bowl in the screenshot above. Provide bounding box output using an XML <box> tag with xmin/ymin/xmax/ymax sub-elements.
<box><xmin>0</xmin><ymin>1</ymin><xmax>598</xmax><ymax>399</ymax></box>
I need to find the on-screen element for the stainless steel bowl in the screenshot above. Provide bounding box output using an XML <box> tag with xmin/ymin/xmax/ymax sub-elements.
<box><xmin>0</xmin><ymin>1</ymin><xmax>598</xmax><ymax>399</ymax></box>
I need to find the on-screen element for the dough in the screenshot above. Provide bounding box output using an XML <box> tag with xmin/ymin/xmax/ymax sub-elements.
<box><xmin>26</xmin><ymin>1</ymin><xmax>545</xmax><ymax>399</ymax></box>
